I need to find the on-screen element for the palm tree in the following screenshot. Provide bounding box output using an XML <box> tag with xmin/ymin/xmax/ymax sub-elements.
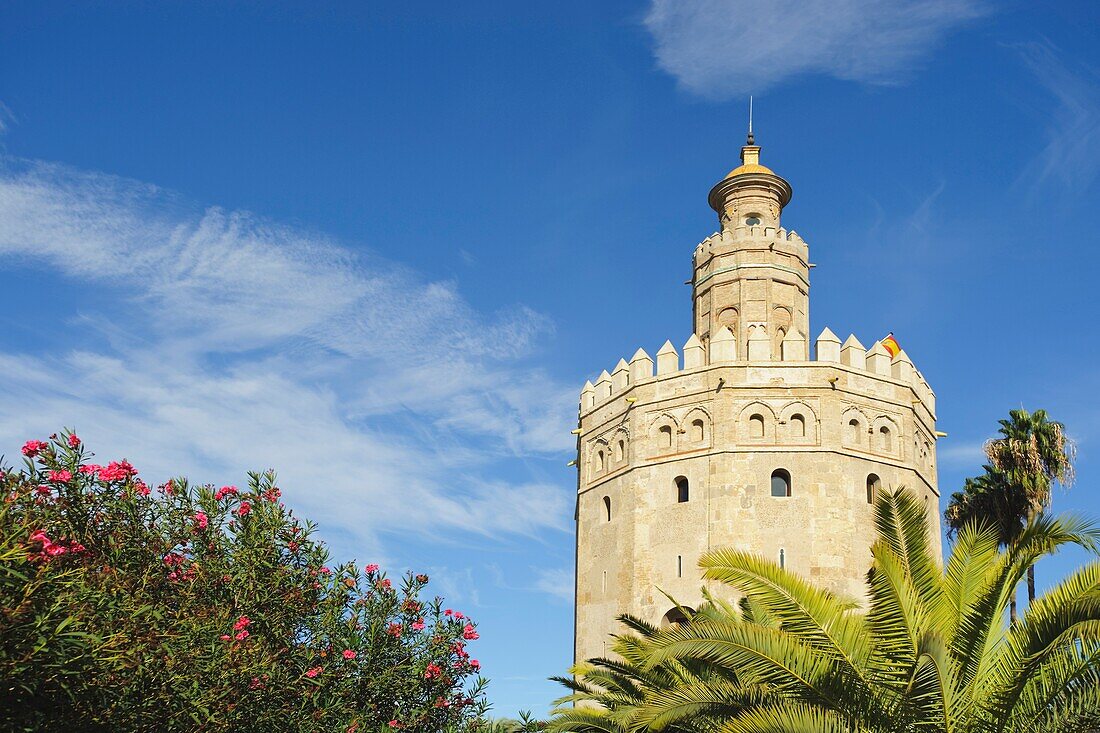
<box><xmin>946</xmin><ymin>409</ymin><xmax>1075</xmax><ymax>614</ymax></box>
<box><xmin>636</xmin><ymin>489</ymin><xmax>1100</xmax><ymax>732</ymax></box>
<box><xmin>547</xmin><ymin>611</ymin><xmax>763</xmax><ymax>733</ymax></box>
<box><xmin>944</xmin><ymin>471</ymin><xmax>1028</xmax><ymax>620</ymax></box>
<box><xmin>986</xmin><ymin>408</ymin><xmax>1075</xmax><ymax>604</ymax></box>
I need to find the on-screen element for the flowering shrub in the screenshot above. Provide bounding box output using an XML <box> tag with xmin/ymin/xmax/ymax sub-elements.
<box><xmin>0</xmin><ymin>431</ymin><xmax>488</xmax><ymax>732</ymax></box>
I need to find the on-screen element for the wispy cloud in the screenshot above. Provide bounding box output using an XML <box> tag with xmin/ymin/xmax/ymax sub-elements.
<box><xmin>937</xmin><ymin>440</ymin><xmax>986</xmax><ymax>470</ymax></box>
<box><xmin>1014</xmin><ymin>41</ymin><xmax>1100</xmax><ymax>193</ymax></box>
<box><xmin>533</xmin><ymin>567</ymin><xmax>574</xmax><ymax>603</ymax></box>
<box><xmin>0</xmin><ymin>158</ymin><xmax>577</xmax><ymax>560</ymax></box>
<box><xmin>644</xmin><ymin>0</ymin><xmax>986</xmax><ymax>98</ymax></box>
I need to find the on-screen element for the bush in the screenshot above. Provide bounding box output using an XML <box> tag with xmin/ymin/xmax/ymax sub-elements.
<box><xmin>0</xmin><ymin>431</ymin><xmax>488</xmax><ymax>732</ymax></box>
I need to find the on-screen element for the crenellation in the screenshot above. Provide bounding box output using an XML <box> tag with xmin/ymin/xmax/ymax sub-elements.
<box><xmin>866</xmin><ymin>341</ymin><xmax>891</xmax><ymax>376</ymax></box>
<box><xmin>781</xmin><ymin>329</ymin><xmax>807</xmax><ymax>361</ymax></box>
<box><xmin>630</xmin><ymin>348</ymin><xmax>654</xmax><ymax>383</ymax></box>
<box><xmin>815</xmin><ymin>327</ymin><xmax>841</xmax><ymax>362</ymax></box>
<box><xmin>840</xmin><ymin>334</ymin><xmax>866</xmax><ymax>369</ymax></box>
<box><xmin>890</xmin><ymin>349</ymin><xmax>914</xmax><ymax>384</ymax></box>
<box><xmin>595</xmin><ymin>370</ymin><xmax>612</xmax><ymax>401</ymax></box>
<box><xmin>683</xmin><ymin>334</ymin><xmax>706</xmax><ymax>369</ymax></box>
<box><xmin>656</xmin><ymin>340</ymin><xmax>679</xmax><ymax>375</ymax></box>
<box><xmin>710</xmin><ymin>326</ymin><xmax>737</xmax><ymax>362</ymax></box>
<box><xmin>747</xmin><ymin>326</ymin><xmax>771</xmax><ymax>361</ymax></box>
<box><xmin>611</xmin><ymin>358</ymin><xmax>630</xmax><ymax>392</ymax></box>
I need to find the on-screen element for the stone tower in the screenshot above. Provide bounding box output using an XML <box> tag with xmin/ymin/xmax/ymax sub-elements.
<box><xmin>572</xmin><ymin>133</ymin><xmax>941</xmax><ymax>663</ymax></box>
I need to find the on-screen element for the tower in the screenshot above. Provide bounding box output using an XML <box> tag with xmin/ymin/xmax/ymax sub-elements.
<box><xmin>572</xmin><ymin>132</ymin><xmax>941</xmax><ymax>663</ymax></box>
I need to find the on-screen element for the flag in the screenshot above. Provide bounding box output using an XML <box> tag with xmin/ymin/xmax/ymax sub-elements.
<box><xmin>882</xmin><ymin>332</ymin><xmax>900</xmax><ymax>358</ymax></box>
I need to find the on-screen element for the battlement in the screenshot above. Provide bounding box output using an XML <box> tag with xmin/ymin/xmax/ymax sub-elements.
<box><xmin>693</xmin><ymin>226</ymin><xmax>808</xmax><ymax>261</ymax></box>
<box><xmin>579</xmin><ymin>327</ymin><xmax>935</xmax><ymax>416</ymax></box>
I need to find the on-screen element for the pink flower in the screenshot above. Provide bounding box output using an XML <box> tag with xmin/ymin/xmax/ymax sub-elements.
<box><xmin>469</xmin><ymin>659</ymin><xmax>480</xmax><ymax>671</ymax></box>
<box><xmin>214</xmin><ymin>485</ymin><xmax>239</xmax><ymax>500</ymax></box>
<box><xmin>78</xmin><ymin>464</ymin><xmax>101</xmax><ymax>476</ymax></box>
<box><xmin>234</xmin><ymin>630</ymin><xmax>249</xmax><ymax>641</ymax></box>
<box><xmin>98</xmin><ymin>460</ymin><xmax>136</xmax><ymax>482</ymax></box>
<box><xmin>68</xmin><ymin>433</ymin><xmax>81</xmax><ymax>448</ymax></box>
<box><xmin>386</xmin><ymin>622</ymin><xmax>403</xmax><ymax>638</ymax></box>
<box><xmin>364</xmin><ymin>563</ymin><xmax>379</xmax><ymax>573</ymax></box>
<box><xmin>319</xmin><ymin>566</ymin><xmax>331</xmax><ymax>575</ymax></box>
<box><xmin>35</xmin><ymin>485</ymin><xmax>51</xmax><ymax>496</ymax></box>
<box><xmin>233</xmin><ymin>616</ymin><xmax>250</xmax><ymax>631</ymax></box>
<box><xmin>444</xmin><ymin>609</ymin><xmax>452</xmax><ymax>616</ymax></box>
<box><xmin>305</xmin><ymin>666</ymin><xmax>322</xmax><ymax>678</ymax></box>
<box><xmin>453</xmin><ymin>611</ymin><xmax>465</xmax><ymax>620</ymax></box>
<box><xmin>193</xmin><ymin>512</ymin><xmax>209</xmax><ymax>530</ymax></box>
<box><xmin>424</xmin><ymin>662</ymin><xmax>442</xmax><ymax>679</ymax></box>
<box><xmin>411</xmin><ymin>620</ymin><xmax>426</xmax><ymax>632</ymax></box>
<box><xmin>47</xmin><ymin>469</ymin><xmax>72</xmax><ymax>483</ymax></box>
<box><xmin>462</xmin><ymin>624</ymin><xmax>479</xmax><ymax>640</ymax></box>
<box><xmin>249</xmin><ymin>677</ymin><xmax>264</xmax><ymax>690</ymax></box>
<box><xmin>388</xmin><ymin>721</ymin><xmax>400</xmax><ymax>729</ymax></box>
<box><xmin>376</xmin><ymin>578</ymin><xmax>392</xmax><ymax>591</ymax></box>
<box><xmin>133</xmin><ymin>480</ymin><xmax>151</xmax><ymax>496</ymax></box>
<box><xmin>220</xmin><ymin>634</ymin><xmax>232</xmax><ymax>641</ymax></box>
<box><xmin>21</xmin><ymin>440</ymin><xmax>48</xmax><ymax>457</ymax></box>
<box><xmin>342</xmin><ymin>649</ymin><xmax>356</xmax><ymax>659</ymax></box>
<box><xmin>236</xmin><ymin>502</ymin><xmax>251</xmax><ymax>517</ymax></box>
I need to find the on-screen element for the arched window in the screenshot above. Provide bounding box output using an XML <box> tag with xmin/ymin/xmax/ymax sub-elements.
<box><xmin>675</xmin><ymin>476</ymin><xmax>689</xmax><ymax>503</ymax></box>
<box><xmin>771</xmin><ymin>469</ymin><xmax>791</xmax><ymax>498</ymax></box>
<box><xmin>790</xmin><ymin>413</ymin><xmax>806</xmax><ymax>439</ymax></box>
<box><xmin>661</xmin><ymin>606</ymin><xmax>693</xmax><ymax>627</ymax></box>
<box><xmin>603</xmin><ymin>496</ymin><xmax>612</xmax><ymax>522</ymax></box>
<box><xmin>848</xmin><ymin>419</ymin><xmax>862</xmax><ymax>445</ymax></box>
<box><xmin>866</xmin><ymin>474</ymin><xmax>881</xmax><ymax>505</ymax></box>
<box><xmin>659</xmin><ymin>425</ymin><xmax>673</xmax><ymax>449</ymax></box>
<box><xmin>596</xmin><ymin>449</ymin><xmax>605</xmax><ymax>472</ymax></box>
<box><xmin>879</xmin><ymin>426</ymin><xmax>892</xmax><ymax>451</ymax></box>
<box><xmin>614</xmin><ymin>439</ymin><xmax>625</xmax><ymax>462</ymax></box>
<box><xmin>750</xmin><ymin>414</ymin><xmax>765</xmax><ymax>439</ymax></box>
<box><xmin>691</xmin><ymin>419</ymin><xmax>705</xmax><ymax>443</ymax></box>
<box><xmin>779</xmin><ymin>548</ymin><xmax>786</xmax><ymax>569</ymax></box>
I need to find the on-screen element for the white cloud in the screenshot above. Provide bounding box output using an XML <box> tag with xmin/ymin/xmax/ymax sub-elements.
<box><xmin>936</xmin><ymin>440</ymin><xmax>986</xmax><ymax>469</ymax></box>
<box><xmin>644</xmin><ymin>0</ymin><xmax>986</xmax><ymax>98</ymax></box>
<box><xmin>0</xmin><ymin>158</ymin><xmax>577</xmax><ymax>560</ymax></box>
<box><xmin>533</xmin><ymin>567</ymin><xmax>574</xmax><ymax>602</ymax></box>
<box><xmin>1014</xmin><ymin>41</ymin><xmax>1100</xmax><ymax>193</ymax></box>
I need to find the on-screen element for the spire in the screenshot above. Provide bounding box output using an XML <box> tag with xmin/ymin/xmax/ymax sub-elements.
<box><xmin>746</xmin><ymin>95</ymin><xmax>754</xmax><ymax>145</ymax></box>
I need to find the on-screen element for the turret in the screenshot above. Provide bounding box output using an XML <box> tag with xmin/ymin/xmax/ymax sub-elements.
<box><xmin>691</xmin><ymin>128</ymin><xmax>809</xmax><ymax>362</ymax></box>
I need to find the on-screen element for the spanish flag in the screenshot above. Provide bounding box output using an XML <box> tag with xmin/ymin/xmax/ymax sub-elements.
<box><xmin>881</xmin><ymin>332</ymin><xmax>901</xmax><ymax>358</ymax></box>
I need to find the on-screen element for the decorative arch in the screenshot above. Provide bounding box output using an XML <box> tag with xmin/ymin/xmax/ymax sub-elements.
<box><xmin>739</xmin><ymin>402</ymin><xmax>777</xmax><ymax>443</ymax></box>
<box><xmin>841</xmin><ymin>407</ymin><xmax>870</xmax><ymax>448</ymax></box>
<box><xmin>779</xmin><ymin>401</ymin><xmax>818</xmax><ymax>444</ymax></box>
<box><xmin>871</xmin><ymin>416</ymin><xmax>900</xmax><ymax>456</ymax></box>
<box><xmin>589</xmin><ymin>438</ymin><xmax>610</xmax><ymax>478</ymax></box>
<box><xmin>649</xmin><ymin>413</ymin><xmax>679</xmax><ymax>454</ymax></box>
<box><xmin>611</xmin><ymin>427</ymin><xmax>629</xmax><ymax>464</ymax></box>
<box><xmin>772</xmin><ymin>306</ymin><xmax>793</xmax><ymax>356</ymax></box>
<box><xmin>683</xmin><ymin>407</ymin><xmax>712</xmax><ymax>447</ymax></box>
<box><xmin>716</xmin><ymin>307</ymin><xmax>738</xmax><ymax>341</ymax></box>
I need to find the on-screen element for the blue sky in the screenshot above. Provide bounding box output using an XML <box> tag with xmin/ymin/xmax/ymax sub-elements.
<box><xmin>1</xmin><ymin>0</ymin><xmax>1099</xmax><ymax>718</ymax></box>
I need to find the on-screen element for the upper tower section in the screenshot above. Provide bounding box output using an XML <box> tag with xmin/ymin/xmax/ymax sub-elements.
<box><xmin>692</xmin><ymin>130</ymin><xmax>808</xmax><ymax>361</ymax></box>
<box><xmin>707</xmin><ymin>130</ymin><xmax>793</xmax><ymax>230</ymax></box>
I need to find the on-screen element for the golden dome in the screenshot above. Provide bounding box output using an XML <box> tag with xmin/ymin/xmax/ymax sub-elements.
<box><xmin>725</xmin><ymin>162</ymin><xmax>774</xmax><ymax>178</ymax></box>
